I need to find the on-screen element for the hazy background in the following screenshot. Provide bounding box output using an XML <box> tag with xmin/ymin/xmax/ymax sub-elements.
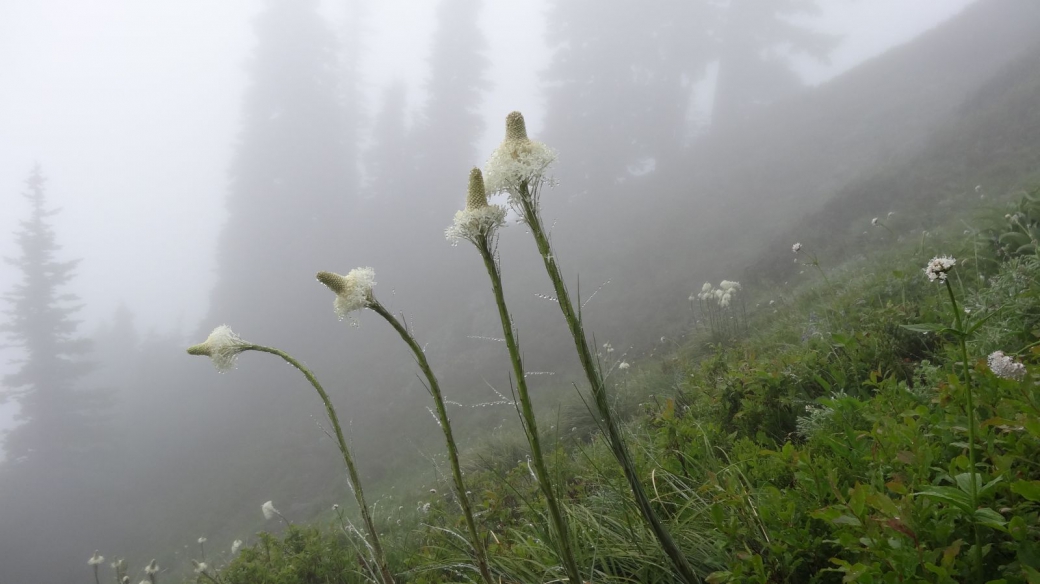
<box><xmin>6</xmin><ymin>0</ymin><xmax>1037</xmax><ymax>581</ymax></box>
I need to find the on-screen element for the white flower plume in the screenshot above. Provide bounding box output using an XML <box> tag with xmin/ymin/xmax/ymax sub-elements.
<box><xmin>446</xmin><ymin>168</ymin><xmax>507</xmax><ymax>245</ymax></box>
<box><xmin>187</xmin><ymin>325</ymin><xmax>250</xmax><ymax>372</ymax></box>
<box><xmin>924</xmin><ymin>256</ymin><xmax>956</xmax><ymax>282</ymax></box>
<box><xmin>88</xmin><ymin>551</ymin><xmax>104</xmax><ymax>566</ymax></box>
<box><xmin>792</xmin><ymin>242</ymin><xmax>802</xmax><ymax>253</ymax></box>
<box><xmin>988</xmin><ymin>350</ymin><xmax>1027</xmax><ymax>381</ymax></box>
<box><xmin>231</xmin><ymin>540</ymin><xmax>243</xmax><ymax>554</ymax></box>
<box><xmin>316</xmin><ymin>268</ymin><xmax>376</xmax><ymax>321</ymax></box>
<box><xmin>262</xmin><ymin>500</ymin><xmax>279</xmax><ymax>520</ymax></box>
<box><xmin>484</xmin><ymin>111</ymin><xmax>556</xmax><ymax>207</ymax></box>
<box><xmin>144</xmin><ymin>560</ymin><xmax>159</xmax><ymax>575</ymax></box>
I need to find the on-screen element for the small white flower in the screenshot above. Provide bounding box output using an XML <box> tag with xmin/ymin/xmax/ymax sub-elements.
<box><xmin>316</xmin><ymin>268</ymin><xmax>376</xmax><ymax>320</ymax></box>
<box><xmin>618</xmin><ymin>361</ymin><xmax>630</xmax><ymax>370</ymax></box>
<box><xmin>262</xmin><ymin>500</ymin><xmax>279</xmax><ymax>520</ymax></box>
<box><xmin>332</xmin><ymin>504</ymin><xmax>340</xmax><ymax>511</ymax></box>
<box><xmin>144</xmin><ymin>559</ymin><xmax>159</xmax><ymax>575</ymax></box>
<box><xmin>429</xmin><ymin>488</ymin><xmax>437</xmax><ymax>494</ymax></box>
<box><xmin>88</xmin><ymin>551</ymin><xmax>104</xmax><ymax>566</ymax></box>
<box><xmin>231</xmin><ymin>540</ymin><xmax>243</xmax><ymax>554</ymax></box>
<box><xmin>769</xmin><ymin>300</ymin><xmax>775</xmax><ymax>305</ymax></box>
<box><xmin>197</xmin><ymin>537</ymin><xmax>207</xmax><ymax>544</ymax></box>
<box><xmin>988</xmin><ymin>350</ymin><xmax>1027</xmax><ymax>381</ymax></box>
<box><xmin>193</xmin><ymin>561</ymin><xmax>208</xmax><ymax>574</ymax></box>
<box><xmin>418</xmin><ymin>502</ymin><xmax>431</xmax><ymax>514</ymax></box>
<box><xmin>484</xmin><ymin>111</ymin><xmax>556</xmax><ymax>206</ymax></box>
<box><xmin>701</xmin><ymin>282</ymin><xmax>712</xmax><ymax>292</ymax></box>
<box><xmin>446</xmin><ymin>205</ymin><xmax>507</xmax><ymax>245</ymax></box>
<box><xmin>924</xmin><ymin>256</ymin><xmax>956</xmax><ymax>282</ymax></box>
<box><xmin>187</xmin><ymin>325</ymin><xmax>250</xmax><ymax>372</ymax></box>
<box><xmin>792</xmin><ymin>242</ymin><xmax>802</xmax><ymax>253</ymax></box>
<box><xmin>719</xmin><ymin>280</ymin><xmax>740</xmax><ymax>291</ymax></box>
<box><xmin>871</xmin><ymin>217</ymin><xmax>880</xmax><ymax>226</ymax></box>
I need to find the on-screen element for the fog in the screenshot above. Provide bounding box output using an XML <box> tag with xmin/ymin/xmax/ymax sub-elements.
<box><xmin>2</xmin><ymin>0</ymin><xmax>1029</xmax><ymax>580</ymax></box>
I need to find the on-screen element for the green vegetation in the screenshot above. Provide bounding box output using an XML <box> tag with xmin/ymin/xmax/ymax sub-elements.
<box><xmin>161</xmin><ymin>180</ymin><xmax>1040</xmax><ymax>584</ymax></box>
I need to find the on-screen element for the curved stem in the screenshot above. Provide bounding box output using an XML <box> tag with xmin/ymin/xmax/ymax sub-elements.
<box><xmin>244</xmin><ymin>345</ymin><xmax>395</xmax><ymax>584</ymax></box>
<box><xmin>944</xmin><ymin>279</ymin><xmax>982</xmax><ymax>575</ymax></box>
<box><xmin>367</xmin><ymin>300</ymin><xmax>495</xmax><ymax>584</ymax></box>
<box><xmin>518</xmin><ymin>186</ymin><xmax>699</xmax><ymax>584</ymax></box>
<box><xmin>475</xmin><ymin>235</ymin><xmax>583</xmax><ymax>584</ymax></box>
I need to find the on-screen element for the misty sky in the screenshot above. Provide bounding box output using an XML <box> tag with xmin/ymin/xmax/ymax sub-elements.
<box><xmin>0</xmin><ymin>0</ymin><xmax>974</xmax><ymax>387</ymax></box>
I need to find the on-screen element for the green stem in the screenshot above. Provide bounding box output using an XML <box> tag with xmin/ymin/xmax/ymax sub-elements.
<box><xmin>244</xmin><ymin>345</ymin><xmax>395</xmax><ymax>584</ymax></box>
<box><xmin>475</xmin><ymin>235</ymin><xmax>583</xmax><ymax>584</ymax></box>
<box><xmin>367</xmin><ymin>301</ymin><xmax>495</xmax><ymax>584</ymax></box>
<box><xmin>518</xmin><ymin>190</ymin><xmax>699</xmax><ymax>584</ymax></box>
<box><xmin>943</xmin><ymin>280</ymin><xmax>982</xmax><ymax>575</ymax></box>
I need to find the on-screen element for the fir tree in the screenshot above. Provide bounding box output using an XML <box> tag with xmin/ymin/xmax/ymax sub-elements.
<box><xmin>1</xmin><ymin>165</ymin><xmax>98</xmax><ymax>469</ymax></box>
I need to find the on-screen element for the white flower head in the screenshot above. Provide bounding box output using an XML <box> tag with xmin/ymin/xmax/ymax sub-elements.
<box><xmin>193</xmin><ymin>561</ymin><xmax>208</xmax><ymax>574</ymax></box>
<box><xmin>144</xmin><ymin>560</ymin><xmax>159</xmax><ymax>575</ymax></box>
<box><xmin>988</xmin><ymin>350</ymin><xmax>1027</xmax><ymax>381</ymax></box>
<box><xmin>316</xmin><ymin>267</ymin><xmax>376</xmax><ymax>322</ymax></box>
<box><xmin>231</xmin><ymin>540</ymin><xmax>243</xmax><ymax>554</ymax></box>
<box><xmin>484</xmin><ymin>111</ymin><xmax>556</xmax><ymax>209</ymax></box>
<box><xmin>261</xmin><ymin>500</ymin><xmax>279</xmax><ymax>520</ymax></box>
<box><xmin>720</xmin><ymin>280</ymin><xmax>741</xmax><ymax>292</ymax></box>
<box><xmin>446</xmin><ymin>169</ymin><xmax>508</xmax><ymax>245</ymax></box>
<box><xmin>701</xmin><ymin>282</ymin><xmax>712</xmax><ymax>292</ymax></box>
<box><xmin>792</xmin><ymin>242</ymin><xmax>802</xmax><ymax>253</ymax></box>
<box><xmin>618</xmin><ymin>361</ymin><xmax>630</xmax><ymax>370</ymax></box>
<box><xmin>871</xmin><ymin>217</ymin><xmax>880</xmax><ymax>226</ymax></box>
<box><xmin>88</xmin><ymin>551</ymin><xmax>104</xmax><ymax>566</ymax></box>
<box><xmin>187</xmin><ymin>325</ymin><xmax>250</xmax><ymax>372</ymax></box>
<box><xmin>197</xmin><ymin>537</ymin><xmax>207</xmax><ymax>544</ymax></box>
<box><xmin>924</xmin><ymin>256</ymin><xmax>956</xmax><ymax>282</ymax></box>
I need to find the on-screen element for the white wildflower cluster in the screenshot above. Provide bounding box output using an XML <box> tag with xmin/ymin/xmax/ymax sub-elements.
<box><xmin>144</xmin><ymin>560</ymin><xmax>159</xmax><ymax>576</ymax></box>
<box><xmin>187</xmin><ymin>325</ymin><xmax>250</xmax><ymax>372</ymax></box>
<box><xmin>316</xmin><ymin>267</ymin><xmax>376</xmax><ymax>321</ymax></box>
<box><xmin>871</xmin><ymin>217</ymin><xmax>880</xmax><ymax>226</ymax></box>
<box><xmin>88</xmin><ymin>551</ymin><xmax>104</xmax><ymax>566</ymax></box>
<box><xmin>197</xmin><ymin>536</ymin><xmax>206</xmax><ymax>544</ymax></box>
<box><xmin>231</xmin><ymin>539</ymin><xmax>243</xmax><ymax>554</ymax></box>
<box><xmin>262</xmin><ymin>500</ymin><xmax>279</xmax><ymax>520</ymax></box>
<box><xmin>618</xmin><ymin>361</ymin><xmax>630</xmax><ymax>370</ymax></box>
<box><xmin>988</xmin><ymin>350</ymin><xmax>1027</xmax><ymax>381</ymax></box>
<box><xmin>483</xmin><ymin>112</ymin><xmax>556</xmax><ymax>210</ymax></box>
<box><xmin>923</xmin><ymin>256</ymin><xmax>956</xmax><ymax>282</ymax></box>
<box><xmin>447</xmin><ymin>167</ymin><xmax>508</xmax><ymax>245</ymax></box>
<box><xmin>193</xmin><ymin>561</ymin><xmax>208</xmax><ymax>575</ymax></box>
<box><xmin>792</xmin><ymin>242</ymin><xmax>802</xmax><ymax>253</ymax></box>
<box><xmin>696</xmin><ymin>280</ymin><xmax>741</xmax><ymax>308</ymax></box>
<box><xmin>446</xmin><ymin>206</ymin><xmax>507</xmax><ymax>245</ymax></box>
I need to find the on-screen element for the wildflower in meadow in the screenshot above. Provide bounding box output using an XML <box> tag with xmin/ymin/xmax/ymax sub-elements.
<box><xmin>197</xmin><ymin>536</ymin><xmax>206</xmax><ymax>544</ymax></box>
<box><xmin>88</xmin><ymin>552</ymin><xmax>104</xmax><ymax>566</ymax></box>
<box><xmin>924</xmin><ymin>256</ymin><xmax>956</xmax><ymax>282</ymax></box>
<box><xmin>792</xmin><ymin>242</ymin><xmax>802</xmax><ymax>253</ymax></box>
<box><xmin>231</xmin><ymin>539</ymin><xmax>242</xmax><ymax>554</ymax></box>
<box><xmin>186</xmin><ymin>325</ymin><xmax>250</xmax><ymax>372</ymax></box>
<box><xmin>261</xmin><ymin>500</ymin><xmax>279</xmax><ymax>520</ymax></box>
<box><xmin>192</xmin><ymin>561</ymin><xmax>207</xmax><ymax>575</ymax></box>
<box><xmin>618</xmin><ymin>361</ymin><xmax>630</xmax><ymax>370</ymax></box>
<box><xmin>445</xmin><ymin>168</ymin><xmax>507</xmax><ymax>245</ymax></box>
<box><xmin>484</xmin><ymin>111</ymin><xmax>556</xmax><ymax>212</ymax></box>
<box><xmin>872</xmin><ymin>217</ymin><xmax>880</xmax><ymax>226</ymax></box>
<box><xmin>988</xmin><ymin>350</ymin><xmax>1027</xmax><ymax>381</ymax></box>
<box><xmin>315</xmin><ymin>267</ymin><xmax>376</xmax><ymax>323</ymax></box>
<box><xmin>145</xmin><ymin>560</ymin><xmax>159</xmax><ymax>575</ymax></box>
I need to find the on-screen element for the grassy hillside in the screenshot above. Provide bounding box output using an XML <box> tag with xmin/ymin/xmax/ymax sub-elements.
<box><xmin>140</xmin><ymin>180</ymin><xmax>1040</xmax><ymax>583</ymax></box>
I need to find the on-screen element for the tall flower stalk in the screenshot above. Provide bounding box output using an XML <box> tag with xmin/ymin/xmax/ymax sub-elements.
<box><xmin>484</xmin><ymin>112</ymin><xmax>699</xmax><ymax>584</ymax></box>
<box><xmin>315</xmin><ymin>267</ymin><xmax>494</xmax><ymax>584</ymax></box>
<box><xmin>446</xmin><ymin>168</ymin><xmax>582</xmax><ymax>583</ymax></box>
<box><xmin>186</xmin><ymin>326</ymin><xmax>395</xmax><ymax>584</ymax></box>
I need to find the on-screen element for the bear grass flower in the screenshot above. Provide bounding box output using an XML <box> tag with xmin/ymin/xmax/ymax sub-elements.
<box><xmin>144</xmin><ymin>560</ymin><xmax>159</xmax><ymax>575</ymax></box>
<box><xmin>924</xmin><ymin>256</ymin><xmax>956</xmax><ymax>282</ymax></box>
<box><xmin>446</xmin><ymin>168</ymin><xmax>507</xmax><ymax>246</ymax></box>
<box><xmin>315</xmin><ymin>267</ymin><xmax>376</xmax><ymax>321</ymax></box>
<box><xmin>88</xmin><ymin>551</ymin><xmax>104</xmax><ymax>566</ymax></box>
<box><xmin>186</xmin><ymin>325</ymin><xmax>250</xmax><ymax>372</ymax></box>
<box><xmin>483</xmin><ymin>111</ymin><xmax>556</xmax><ymax>207</ymax></box>
<box><xmin>261</xmin><ymin>500</ymin><xmax>279</xmax><ymax>520</ymax></box>
<box><xmin>988</xmin><ymin>350</ymin><xmax>1027</xmax><ymax>381</ymax></box>
<box><xmin>231</xmin><ymin>539</ymin><xmax>243</xmax><ymax>554</ymax></box>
